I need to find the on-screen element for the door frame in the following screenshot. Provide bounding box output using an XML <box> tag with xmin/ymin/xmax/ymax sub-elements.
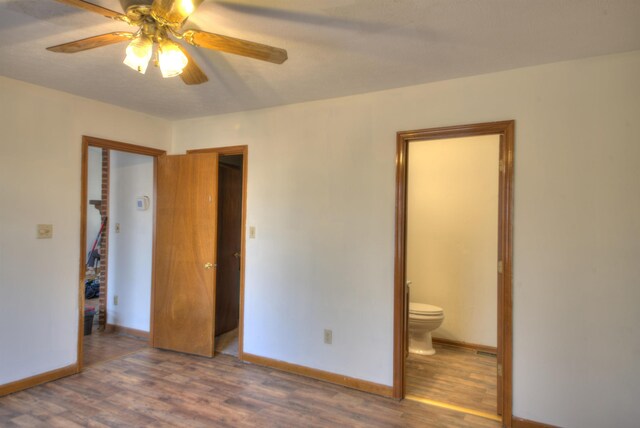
<box><xmin>78</xmin><ymin>136</ymin><xmax>166</xmax><ymax>371</ymax></box>
<box><xmin>392</xmin><ymin>121</ymin><xmax>514</xmax><ymax>426</ymax></box>
<box><xmin>187</xmin><ymin>145</ymin><xmax>248</xmax><ymax>359</ymax></box>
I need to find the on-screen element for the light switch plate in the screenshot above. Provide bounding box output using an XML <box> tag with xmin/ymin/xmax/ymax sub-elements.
<box><xmin>249</xmin><ymin>226</ymin><xmax>256</xmax><ymax>239</ymax></box>
<box><xmin>37</xmin><ymin>224</ymin><xmax>53</xmax><ymax>239</ymax></box>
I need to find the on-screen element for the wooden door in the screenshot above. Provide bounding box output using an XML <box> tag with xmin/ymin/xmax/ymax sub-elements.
<box><xmin>215</xmin><ymin>163</ymin><xmax>242</xmax><ymax>336</ymax></box>
<box><xmin>153</xmin><ymin>153</ymin><xmax>218</xmax><ymax>357</ymax></box>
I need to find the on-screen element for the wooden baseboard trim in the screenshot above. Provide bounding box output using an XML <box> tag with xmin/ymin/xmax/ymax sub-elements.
<box><xmin>242</xmin><ymin>352</ymin><xmax>393</xmax><ymax>398</ymax></box>
<box><xmin>105</xmin><ymin>323</ymin><xmax>150</xmax><ymax>340</ymax></box>
<box><xmin>0</xmin><ymin>364</ymin><xmax>78</xmax><ymax>397</ymax></box>
<box><xmin>512</xmin><ymin>416</ymin><xmax>559</xmax><ymax>428</ymax></box>
<box><xmin>432</xmin><ymin>337</ymin><xmax>497</xmax><ymax>355</ymax></box>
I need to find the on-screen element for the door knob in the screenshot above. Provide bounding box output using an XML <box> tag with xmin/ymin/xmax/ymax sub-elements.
<box><xmin>233</xmin><ymin>252</ymin><xmax>241</xmax><ymax>259</ymax></box>
<box><xmin>204</xmin><ymin>262</ymin><xmax>214</xmax><ymax>269</ymax></box>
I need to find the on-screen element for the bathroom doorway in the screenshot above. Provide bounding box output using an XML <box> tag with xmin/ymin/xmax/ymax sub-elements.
<box><xmin>393</xmin><ymin>121</ymin><xmax>514</xmax><ymax>425</ymax></box>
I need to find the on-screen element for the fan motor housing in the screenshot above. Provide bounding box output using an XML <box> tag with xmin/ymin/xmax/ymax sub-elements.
<box><xmin>120</xmin><ymin>0</ymin><xmax>153</xmax><ymax>10</ymax></box>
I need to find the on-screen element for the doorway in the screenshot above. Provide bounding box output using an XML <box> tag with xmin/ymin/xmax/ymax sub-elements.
<box><xmin>79</xmin><ymin>140</ymin><xmax>248</xmax><ymax>367</ymax></box>
<box><xmin>214</xmin><ymin>154</ymin><xmax>244</xmax><ymax>357</ymax></box>
<box><xmin>79</xmin><ymin>137</ymin><xmax>165</xmax><ymax>369</ymax></box>
<box><xmin>186</xmin><ymin>145</ymin><xmax>248</xmax><ymax>359</ymax></box>
<box><xmin>393</xmin><ymin>121</ymin><xmax>514</xmax><ymax>425</ymax></box>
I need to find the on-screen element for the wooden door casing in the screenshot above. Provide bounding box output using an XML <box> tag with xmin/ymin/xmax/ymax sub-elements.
<box><xmin>393</xmin><ymin>121</ymin><xmax>514</xmax><ymax>426</ymax></box>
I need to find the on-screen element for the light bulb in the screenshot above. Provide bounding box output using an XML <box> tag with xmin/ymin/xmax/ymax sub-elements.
<box><xmin>123</xmin><ymin>36</ymin><xmax>153</xmax><ymax>74</ymax></box>
<box><xmin>158</xmin><ymin>40</ymin><xmax>188</xmax><ymax>78</ymax></box>
<box><xmin>181</xmin><ymin>0</ymin><xmax>195</xmax><ymax>16</ymax></box>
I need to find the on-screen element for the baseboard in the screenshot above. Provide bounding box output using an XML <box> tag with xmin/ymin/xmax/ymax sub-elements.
<box><xmin>512</xmin><ymin>416</ymin><xmax>559</xmax><ymax>428</ymax></box>
<box><xmin>0</xmin><ymin>364</ymin><xmax>78</xmax><ymax>397</ymax></box>
<box><xmin>242</xmin><ymin>352</ymin><xmax>393</xmax><ymax>398</ymax></box>
<box><xmin>432</xmin><ymin>337</ymin><xmax>497</xmax><ymax>355</ymax></box>
<box><xmin>105</xmin><ymin>323</ymin><xmax>150</xmax><ymax>340</ymax></box>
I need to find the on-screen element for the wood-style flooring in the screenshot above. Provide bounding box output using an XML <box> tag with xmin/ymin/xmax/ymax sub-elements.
<box><xmin>83</xmin><ymin>331</ymin><xmax>148</xmax><ymax>367</ymax></box>
<box><xmin>406</xmin><ymin>343</ymin><xmax>498</xmax><ymax>415</ymax></box>
<box><xmin>1</xmin><ymin>346</ymin><xmax>500</xmax><ymax>427</ymax></box>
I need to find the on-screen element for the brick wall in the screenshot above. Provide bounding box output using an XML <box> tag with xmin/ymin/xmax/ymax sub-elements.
<box><xmin>98</xmin><ymin>149</ymin><xmax>109</xmax><ymax>331</ymax></box>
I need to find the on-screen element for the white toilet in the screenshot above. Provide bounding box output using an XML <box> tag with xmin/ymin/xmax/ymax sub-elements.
<box><xmin>409</xmin><ymin>302</ymin><xmax>445</xmax><ymax>355</ymax></box>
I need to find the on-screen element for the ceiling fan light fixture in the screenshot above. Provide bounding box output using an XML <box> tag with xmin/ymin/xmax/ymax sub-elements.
<box><xmin>123</xmin><ymin>35</ymin><xmax>153</xmax><ymax>74</ymax></box>
<box><xmin>158</xmin><ymin>39</ymin><xmax>188</xmax><ymax>78</ymax></box>
<box><xmin>48</xmin><ymin>0</ymin><xmax>287</xmax><ymax>85</ymax></box>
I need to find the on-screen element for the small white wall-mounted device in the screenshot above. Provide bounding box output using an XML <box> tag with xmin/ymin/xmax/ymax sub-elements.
<box><xmin>37</xmin><ymin>224</ymin><xmax>53</xmax><ymax>239</ymax></box>
<box><xmin>136</xmin><ymin>196</ymin><xmax>150</xmax><ymax>211</ymax></box>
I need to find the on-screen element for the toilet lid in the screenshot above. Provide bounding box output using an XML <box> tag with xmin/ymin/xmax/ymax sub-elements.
<box><xmin>409</xmin><ymin>303</ymin><xmax>443</xmax><ymax>315</ymax></box>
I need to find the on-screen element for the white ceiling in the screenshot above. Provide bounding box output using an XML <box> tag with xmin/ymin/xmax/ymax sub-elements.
<box><xmin>1</xmin><ymin>0</ymin><xmax>639</xmax><ymax>120</ymax></box>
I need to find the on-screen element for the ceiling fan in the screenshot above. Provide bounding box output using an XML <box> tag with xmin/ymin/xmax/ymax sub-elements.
<box><xmin>47</xmin><ymin>0</ymin><xmax>288</xmax><ymax>85</ymax></box>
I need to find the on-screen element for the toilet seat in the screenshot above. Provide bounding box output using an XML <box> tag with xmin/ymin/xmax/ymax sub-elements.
<box><xmin>409</xmin><ymin>303</ymin><xmax>443</xmax><ymax>316</ymax></box>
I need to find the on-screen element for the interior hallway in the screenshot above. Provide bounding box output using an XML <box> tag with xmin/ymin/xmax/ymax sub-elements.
<box><xmin>1</xmin><ymin>348</ymin><xmax>500</xmax><ymax>427</ymax></box>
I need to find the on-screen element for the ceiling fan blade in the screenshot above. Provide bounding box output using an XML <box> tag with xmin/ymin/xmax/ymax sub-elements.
<box><xmin>176</xmin><ymin>45</ymin><xmax>209</xmax><ymax>85</ymax></box>
<box><xmin>54</xmin><ymin>0</ymin><xmax>129</xmax><ymax>22</ymax></box>
<box><xmin>47</xmin><ymin>32</ymin><xmax>134</xmax><ymax>54</ymax></box>
<box><xmin>151</xmin><ymin>0</ymin><xmax>204</xmax><ymax>26</ymax></box>
<box><xmin>182</xmin><ymin>30</ymin><xmax>288</xmax><ymax>64</ymax></box>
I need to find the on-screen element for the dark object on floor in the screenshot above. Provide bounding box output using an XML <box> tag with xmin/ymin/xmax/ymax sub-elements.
<box><xmin>86</xmin><ymin>249</ymin><xmax>101</xmax><ymax>268</ymax></box>
<box><xmin>86</xmin><ymin>216</ymin><xmax>107</xmax><ymax>267</ymax></box>
<box><xmin>85</xmin><ymin>278</ymin><xmax>100</xmax><ymax>299</ymax></box>
<box><xmin>84</xmin><ymin>306</ymin><xmax>96</xmax><ymax>336</ymax></box>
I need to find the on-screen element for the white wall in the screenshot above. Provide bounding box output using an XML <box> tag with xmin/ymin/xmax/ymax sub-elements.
<box><xmin>407</xmin><ymin>136</ymin><xmax>499</xmax><ymax>347</ymax></box>
<box><xmin>106</xmin><ymin>151</ymin><xmax>154</xmax><ymax>332</ymax></box>
<box><xmin>0</xmin><ymin>76</ymin><xmax>170</xmax><ymax>385</ymax></box>
<box><xmin>2</xmin><ymin>50</ymin><xmax>639</xmax><ymax>428</ymax></box>
<box><xmin>172</xmin><ymin>50</ymin><xmax>640</xmax><ymax>428</ymax></box>
<box><xmin>86</xmin><ymin>147</ymin><xmax>102</xmax><ymax>254</ymax></box>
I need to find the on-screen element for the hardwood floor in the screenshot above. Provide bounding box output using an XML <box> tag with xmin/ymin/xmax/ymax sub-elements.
<box><xmin>1</xmin><ymin>348</ymin><xmax>500</xmax><ymax>427</ymax></box>
<box><xmin>406</xmin><ymin>343</ymin><xmax>498</xmax><ymax>415</ymax></box>
<box><xmin>83</xmin><ymin>331</ymin><xmax>148</xmax><ymax>367</ymax></box>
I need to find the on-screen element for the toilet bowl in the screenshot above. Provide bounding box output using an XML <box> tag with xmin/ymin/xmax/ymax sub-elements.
<box><xmin>409</xmin><ymin>302</ymin><xmax>445</xmax><ymax>355</ymax></box>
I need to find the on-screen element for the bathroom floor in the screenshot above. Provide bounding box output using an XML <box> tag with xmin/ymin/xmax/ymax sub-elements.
<box><xmin>406</xmin><ymin>343</ymin><xmax>498</xmax><ymax>415</ymax></box>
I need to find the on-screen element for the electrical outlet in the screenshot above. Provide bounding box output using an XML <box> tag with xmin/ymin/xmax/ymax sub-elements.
<box><xmin>113</xmin><ymin>295</ymin><xmax>118</xmax><ymax>305</ymax></box>
<box><xmin>115</xmin><ymin>223</ymin><xmax>121</xmax><ymax>233</ymax></box>
<box><xmin>324</xmin><ymin>329</ymin><xmax>332</xmax><ymax>345</ymax></box>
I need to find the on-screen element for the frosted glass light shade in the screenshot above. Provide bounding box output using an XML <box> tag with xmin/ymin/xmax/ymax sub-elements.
<box><xmin>158</xmin><ymin>40</ymin><xmax>188</xmax><ymax>78</ymax></box>
<box><xmin>123</xmin><ymin>36</ymin><xmax>153</xmax><ymax>74</ymax></box>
